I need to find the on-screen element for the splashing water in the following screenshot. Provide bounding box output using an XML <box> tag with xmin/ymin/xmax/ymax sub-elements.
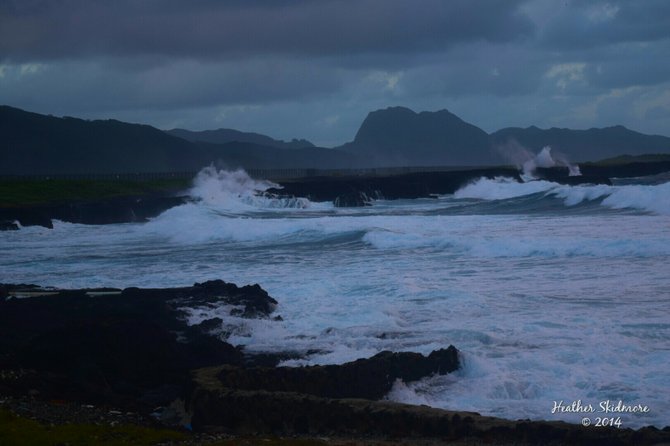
<box><xmin>521</xmin><ymin>146</ymin><xmax>581</xmax><ymax>179</ymax></box>
<box><xmin>190</xmin><ymin>166</ymin><xmax>313</xmax><ymax>210</ymax></box>
<box><xmin>191</xmin><ymin>166</ymin><xmax>278</xmax><ymax>205</ymax></box>
<box><xmin>1</xmin><ymin>168</ymin><xmax>668</xmax><ymax>429</ymax></box>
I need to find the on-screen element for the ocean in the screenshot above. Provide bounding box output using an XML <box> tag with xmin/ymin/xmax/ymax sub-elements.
<box><xmin>2</xmin><ymin>168</ymin><xmax>669</xmax><ymax>429</ymax></box>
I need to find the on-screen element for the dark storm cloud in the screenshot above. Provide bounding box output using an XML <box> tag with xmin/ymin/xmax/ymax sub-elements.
<box><xmin>399</xmin><ymin>43</ymin><xmax>548</xmax><ymax>98</ymax></box>
<box><xmin>0</xmin><ymin>58</ymin><xmax>348</xmax><ymax>112</ymax></box>
<box><xmin>585</xmin><ymin>38</ymin><xmax>670</xmax><ymax>88</ymax></box>
<box><xmin>538</xmin><ymin>0</ymin><xmax>670</xmax><ymax>50</ymax></box>
<box><xmin>0</xmin><ymin>0</ymin><xmax>534</xmax><ymax>61</ymax></box>
<box><xmin>1</xmin><ymin>0</ymin><xmax>670</xmax><ymax>143</ymax></box>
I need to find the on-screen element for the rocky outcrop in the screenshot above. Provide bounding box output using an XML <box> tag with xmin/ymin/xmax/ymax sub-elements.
<box><xmin>189</xmin><ymin>348</ymin><xmax>461</xmax><ymax>434</ymax></box>
<box><xmin>0</xmin><ymin>220</ymin><xmax>19</xmax><ymax>230</ymax></box>
<box><xmin>0</xmin><ymin>194</ymin><xmax>188</xmax><ymax>229</ymax></box>
<box><xmin>580</xmin><ymin>160</ymin><xmax>670</xmax><ymax>179</ymax></box>
<box><xmin>216</xmin><ymin>347</ymin><xmax>459</xmax><ymax>400</ymax></box>
<box><xmin>269</xmin><ymin>166</ymin><xmax>619</xmax><ymax>207</ymax></box>
<box><xmin>534</xmin><ymin>167</ymin><xmax>611</xmax><ymax>185</ymax></box>
<box><xmin>271</xmin><ymin>168</ymin><xmax>523</xmax><ymax>207</ymax></box>
<box><xmin>189</xmin><ymin>367</ymin><xmax>670</xmax><ymax>444</ymax></box>
<box><xmin>0</xmin><ymin>280</ymin><xmax>277</xmax><ymax>407</ymax></box>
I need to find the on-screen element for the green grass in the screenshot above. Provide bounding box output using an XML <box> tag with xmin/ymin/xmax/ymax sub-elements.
<box><xmin>0</xmin><ymin>409</ymin><xmax>187</xmax><ymax>446</ymax></box>
<box><xmin>0</xmin><ymin>409</ymin><xmax>336</xmax><ymax>446</ymax></box>
<box><xmin>0</xmin><ymin>178</ymin><xmax>192</xmax><ymax>207</ymax></box>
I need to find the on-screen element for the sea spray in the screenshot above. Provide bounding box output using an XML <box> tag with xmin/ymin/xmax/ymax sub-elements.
<box><xmin>495</xmin><ymin>141</ymin><xmax>581</xmax><ymax>179</ymax></box>
<box><xmin>191</xmin><ymin>166</ymin><xmax>278</xmax><ymax>205</ymax></box>
<box><xmin>453</xmin><ymin>176</ymin><xmax>670</xmax><ymax>215</ymax></box>
<box><xmin>522</xmin><ymin>146</ymin><xmax>581</xmax><ymax>179</ymax></box>
<box><xmin>190</xmin><ymin>166</ymin><xmax>312</xmax><ymax>210</ymax></box>
<box><xmin>454</xmin><ymin>176</ymin><xmax>556</xmax><ymax>200</ymax></box>
<box><xmin>2</xmin><ymin>172</ymin><xmax>669</xmax><ymax>429</ymax></box>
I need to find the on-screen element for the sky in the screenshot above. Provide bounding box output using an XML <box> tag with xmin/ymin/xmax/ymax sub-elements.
<box><xmin>1</xmin><ymin>0</ymin><xmax>670</xmax><ymax>147</ymax></box>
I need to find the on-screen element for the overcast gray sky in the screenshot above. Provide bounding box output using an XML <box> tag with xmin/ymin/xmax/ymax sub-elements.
<box><xmin>1</xmin><ymin>0</ymin><xmax>669</xmax><ymax>146</ymax></box>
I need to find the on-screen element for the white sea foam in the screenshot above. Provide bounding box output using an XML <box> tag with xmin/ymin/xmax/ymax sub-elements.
<box><xmin>2</xmin><ymin>172</ymin><xmax>669</xmax><ymax>428</ymax></box>
<box><xmin>454</xmin><ymin>177</ymin><xmax>670</xmax><ymax>215</ymax></box>
<box><xmin>361</xmin><ymin>215</ymin><xmax>670</xmax><ymax>257</ymax></box>
<box><xmin>190</xmin><ymin>166</ymin><xmax>319</xmax><ymax>211</ymax></box>
<box><xmin>454</xmin><ymin>177</ymin><xmax>556</xmax><ymax>200</ymax></box>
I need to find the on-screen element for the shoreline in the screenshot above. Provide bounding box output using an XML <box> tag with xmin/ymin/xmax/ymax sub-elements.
<box><xmin>1</xmin><ymin>282</ymin><xmax>668</xmax><ymax>445</ymax></box>
<box><xmin>0</xmin><ymin>165</ymin><xmax>616</xmax><ymax>229</ymax></box>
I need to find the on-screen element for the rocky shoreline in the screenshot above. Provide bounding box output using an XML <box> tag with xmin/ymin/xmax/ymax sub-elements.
<box><xmin>1</xmin><ymin>281</ymin><xmax>668</xmax><ymax>445</ymax></box>
<box><xmin>0</xmin><ymin>166</ymin><xmax>616</xmax><ymax>229</ymax></box>
<box><xmin>267</xmin><ymin>167</ymin><xmax>611</xmax><ymax>207</ymax></box>
<box><xmin>0</xmin><ymin>193</ymin><xmax>188</xmax><ymax>230</ymax></box>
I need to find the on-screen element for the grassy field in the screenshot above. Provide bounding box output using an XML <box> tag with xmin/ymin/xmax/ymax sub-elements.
<box><xmin>0</xmin><ymin>408</ymin><xmax>360</xmax><ymax>446</ymax></box>
<box><xmin>0</xmin><ymin>178</ymin><xmax>192</xmax><ymax>207</ymax></box>
<box><xmin>0</xmin><ymin>409</ymin><xmax>187</xmax><ymax>446</ymax></box>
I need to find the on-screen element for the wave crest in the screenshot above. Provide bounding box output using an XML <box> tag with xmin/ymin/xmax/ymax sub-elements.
<box><xmin>454</xmin><ymin>177</ymin><xmax>670</xmax><ymax>215</ymax></box>
<box><xmin>190</xmin><ymin>166</ymin><xmax>312</xmax><ymax>210</ymax></box>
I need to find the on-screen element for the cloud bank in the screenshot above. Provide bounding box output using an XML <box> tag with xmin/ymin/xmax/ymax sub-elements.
<box><xmin>1</xmin><ymin>0</ymin><xmax>669</xmax><ymax>145</ymax></box>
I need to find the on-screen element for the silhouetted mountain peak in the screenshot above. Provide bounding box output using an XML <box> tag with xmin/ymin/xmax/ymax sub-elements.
<box><xmin>346</xmin><ymin>106</ymin><xmax>494</xmax><ymax>166</ymax></box>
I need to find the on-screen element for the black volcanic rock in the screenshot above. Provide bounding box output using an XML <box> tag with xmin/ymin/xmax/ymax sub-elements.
<box><xmin>215</xmin><ymin>347</ymin><xmax>459</xmax><ymax>400</ymax></box>
<box><xmin>0</xmin><ymin>280</ymin><xmax>277</xmax><ymax>407</ymax></box>
<box><xmin>190</xmin><ymin>366</ymin><xmax>670</xmax><ymax>444</ymax></box>
<box><xmin>580</xmin><ymin>160</ymin><xmax>670</xmax><ymax>179</ymax></box>
<box><xmin>340</xmin><ymin>106</ymin><xmax>497</xmax><ymax>166</ymax></box>
<box><xmin>534</xmin><ymin>167</ymin><xmax>612</xmax><ymax>185</ymax></box>
<box><xmin>271</xmin><ymin>168</ymin><xmax>522</xmax><ymax>206</ymax></box>
<box><xmin>167</xmin><ymin>128</ymin><xmax>314</xmax><ymax>150</ymax></box>
<box><xmin>0</xmin><ymin>220</ymin><xmax>19</xmax><ymax>230</ymax></box>
<box><xmin>0</xmin><ymin>194</ymin><xmax>189</xmax><ymax>228</ymax></box>
<box><xmin>491</xmin><ymin>125</ymin><xmax>670</xmax><ymax>163</ymax></box>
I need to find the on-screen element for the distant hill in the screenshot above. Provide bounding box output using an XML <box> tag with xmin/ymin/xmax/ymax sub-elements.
<box><xmin>339</xmin><ymin>106</ymin><xmax>497</xmax><ymax>166</ymax></box>
<box><xmin>167</xmin><ymin>128</ymin><xmax>314</xmax><ymax>150</ymax></box>
<box><xmin>490</xmin><ymin>125</ymin><xmax>670</xmax><ymax>162</ymax></box>
<box><xmin>0</xmin><ymin>105</ymin><xmax>200</xmax><ymax>175</ymax></box>
<box><xmin>3</xmin><ymin>104</ymin><xmax>670</xmax><ymax>176</ymax></box>
<box><xmin>0</xmin><ymin>105</ymin><xmax>354</xmax><ymax>175</ymax></box>
<box><xmin>195</xmin><ymin>142</ymin><xmax>356</xmax><ymax>170</ymax></box>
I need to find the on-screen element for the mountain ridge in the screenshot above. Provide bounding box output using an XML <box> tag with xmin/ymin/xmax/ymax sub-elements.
<box><xmin>0</xmin><ymin>105</ymin><xmax>356</xmax><ymax>175</ymax></box>
<box><xmin>167</xmin><ymin>127</ymin><xmax>314</xmax><ymax>150</ymax></box>
<box><xmin>339</xmin><ymin>106</ymin><xmax>495</xmax><ymax>166</ymax></box>
<box><xmin>490</xmin><ymin>124</ymin><xmax>670</xmax><ymax>162</ymax></box>
<box><xmin>2</xmin><ymin>104</ymin><xmax>670</xmax><ymax>175</ymax></box>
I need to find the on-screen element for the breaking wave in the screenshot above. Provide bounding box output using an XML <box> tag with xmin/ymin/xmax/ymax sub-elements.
<box><xmin>455</xmin><ymin>177</ymin><xmax>670</xmax><ymax>216</ymax></box>
<box><xmin>189</xmin><ymin>166</ymin><xmax>319</xmax><ymax>211</ymax></box>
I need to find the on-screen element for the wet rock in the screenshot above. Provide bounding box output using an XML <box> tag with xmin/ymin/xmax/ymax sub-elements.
<box><xmin>0</xmin><ymin>220</ymin><xmax>19</xmax><ymax>230</ymax></box>
<box><xmin>216</xmin><ymin>347</ymin><xmax>459</xmax><ymax>400</ymax></box>
<box><xmin>0</xmin><ymin>280</ymin><xmax>277</xmax><ymax>408</ymax></box>
<box><xmin>333</xmin><ymin>192</ymin><xmax>373</xmax><ymax>207</ymax></box>
<box><xmin>534</xmin><ymin>167</ymin><xmax>611</xmax><ymax>185</ymax></box>
<box><xmin>189</xmin><ymin>379</ymin><xmax>670</xmax><ymax>444</ymax></box>
<box><xmin>269</xmin><ymin>168</ymin><xmax>523</xmax><ymax>205</ymax></box>
<box><xmin>0</xmin><ymin>195</ymin><xmax>188</xmax><ymax>228</ymax></box>
<box><xmin>189</xmin><ymin>317</ymin><xmax>223</xmax><ymax>335</ymax></box>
